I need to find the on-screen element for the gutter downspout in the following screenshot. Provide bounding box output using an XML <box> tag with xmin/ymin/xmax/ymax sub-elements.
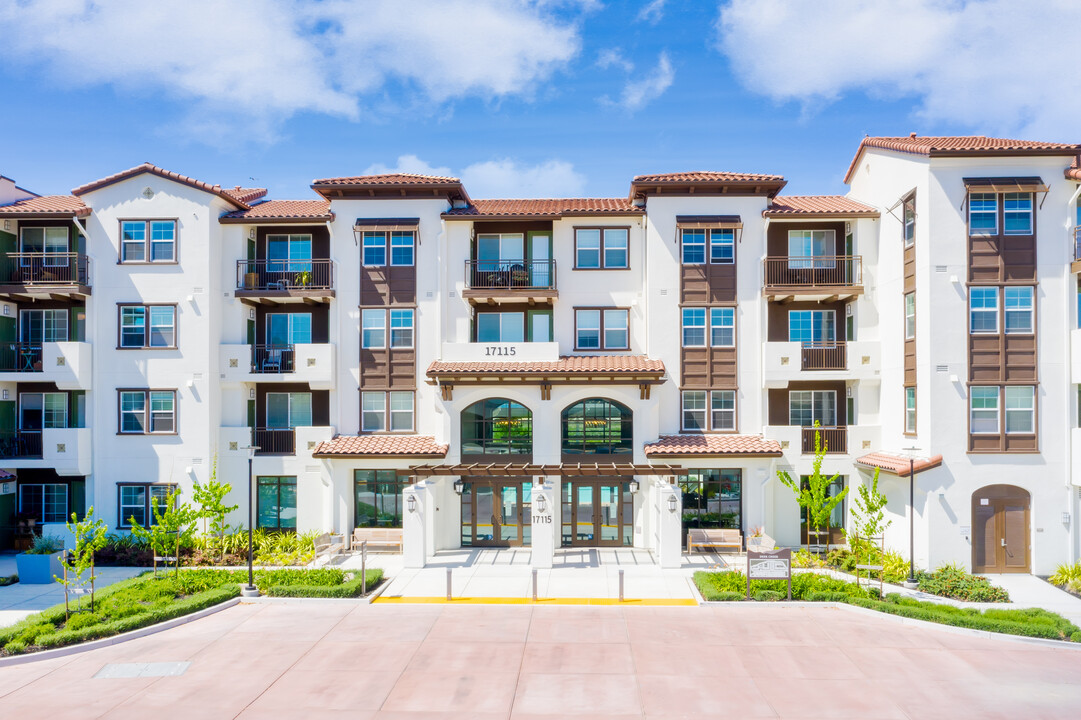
<box><xmin>1067</xmin><ymin>185</ymin><xmax>1081</xmax><ymax>564</ymax></box>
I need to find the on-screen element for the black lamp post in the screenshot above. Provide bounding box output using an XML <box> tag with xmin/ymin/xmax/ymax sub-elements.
<box><xmin>242</xmin><ymin>445</ymin><xmax>260</xmax><ymax>595</ymax></box>
<box><xmin>903</xmin><ymin>446</ymin><xmax>920</xmax><ymax>587</ymax></box>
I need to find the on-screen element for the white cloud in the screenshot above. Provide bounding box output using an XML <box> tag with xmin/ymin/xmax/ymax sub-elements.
<box><xmin>461</xmin><ymin>159</ymin><xmax>587</xmax><ymax>198</ymax></box>
<box><xmin>716</xmin><ymin>0</ymin><xmax>1081</xmax><ymax>139</ymax></box>
<box><xmin>637</xmin><ymin>0</ymin><xmax>666</xmax><ymax>24</ymax></box>
<box><xmin>363</xmin><ymin>155</ymin><xmax>453</xmax><ymax>178</ymax></box>
<box><xmin>615</xmin><ymin>52</ymin><xmax>674</xmax><ymax>111</ymax></box>
<box><xmin>596</xmin><ymin>48</ymin><xmax>634</xmax><ymax>72</ymax></box>
<box><xmin>0</xmin><ymin>0</ymin><xmax>582</xmax><ymax>141</ymax></box>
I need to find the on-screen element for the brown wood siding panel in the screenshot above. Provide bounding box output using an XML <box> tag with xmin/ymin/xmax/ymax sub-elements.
<box><xmin>361</xmin><ymin>266</ymin><xmax>416</xmax><ymax>307</ymax></box>
<box><xmin>902</xmin><ymin>245</ymin><xmax>916</xmax><ymax>294</ymax></box>
<box><xmin>1004</xmin><ymin>335</ymin><xmax>1037</xmax><ymax>382</ymax></box>
<box><xmin>974</xmin><ymin>503</ymin><xmax>995</xmax><ymax>569</ymax></box>
<box><xmin>1003</xmin><ymin>434</ymin><xmax>1038</xmax><ymax>452</ymax></box>
<box><xmin>359</xmin><ymin>349</ymin><xmax>416</xmax><ymax>389</ymax></box>
<box><xmin>679</xmin><ymin>347</ymin><xmax>738</xmax><ymax>388</ymax></box>
<box><xmin>767</xmin><ymin>381</ymin><xmax>847</xmax><ymax>426</ymax></box>
<box><xmin>680</xmin><ymin>265</ymin><xmax>736</xmax><ymax>304</ymax></box>
<box><xmin>904</xmin><ymin>339</ymin><xmax>916</xmax><ymax>385</ymax></box>
<box><xmin>969</xmin><ymin>335</ymin><xmax>1003</xmax><ymax>382</ymax></box>
<box><xmin>1003</xmin><ymin>504</ymin><xmax>1026</xmax><ymax>569</ymax></box>
<box><xmin>766</xmin><ymin>300</ymin><xmax>846</xmax><ymax>342</ymax></box>
<box><xmin>969</xmin><ymin>434</ymin><xmax>1003</xmax><ymax>452</ymax></box>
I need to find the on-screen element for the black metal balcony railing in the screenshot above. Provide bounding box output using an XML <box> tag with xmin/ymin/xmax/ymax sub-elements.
<box><xmin>251</xmin><ymin>345</ymin><xmax>295</xmax><ymax>374</ymax></box>
<box><xmin>800</xmin><ymin>426</ymin><xmax>847</xmax><ymax>455</ymax></box>
<box><xmin>465</xmin><ymin>259</ymin><xmax>556</xmax><ymax>291</ymax></box>
<box><xmin>0</xmin><ymin>343</ymin><xmax>43</xmax><ymax>372</ymax></box>
<box><xmin>763</xmin><ymin>256</ymin><xmax>862</xmax><ymax>290</ymax></box>
<box><xmin>800</xmin><ymin>341</ymin><xmax>847</xmax><ymax>371</ymax></box>
<box><xmin>254</xmin><ymin>427</ymin><xmax>295</xmax><ymax>455</ymax></box>
<box><xmin>236</xmin><ymin>259</ymin><xmax>334</xmax><ymax>291</ymax></box>
<box><xmin>0</xmin><ymin>431</ymin><xmax>43</xmax><ymax>459</ymax></box>
<box><xmin>0</xmin><ymin>253</ymin><xmax>91</xmax><ymax>287</ymax></box>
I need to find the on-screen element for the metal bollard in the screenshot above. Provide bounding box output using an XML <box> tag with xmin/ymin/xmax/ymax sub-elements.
<box><xmin>361</xmin><ymin>541</ymin><xmax>368</xmax><ymax>596</ymax></box>
<box><xmin>618</xmin><ymin>568</ymin><xmax>625</xmax><ymax>602</ymax></box>
<box><xmin>446</xmin><ymin>567</ymin><xmax>453</xmax><ymax>601</ymax></box>
<box><xmin>532</xmin><ymin>568</ymin><xmax>538</xmax><ymax>602</ymax></box>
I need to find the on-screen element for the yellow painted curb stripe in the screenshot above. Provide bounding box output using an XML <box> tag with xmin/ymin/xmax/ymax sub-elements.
<box><xmin>372</xmin><ymin>596</ymin><xmax>698</xmax><ymax>606</ymax></box>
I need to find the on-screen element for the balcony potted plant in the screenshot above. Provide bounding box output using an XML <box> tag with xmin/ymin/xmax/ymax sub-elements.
<box><xmin>293</xmin><ymin>270</ymin><xmax>313</xmax><ymax>287</ymax></box>
<box><xmin>15</xmin><ymin>534</ymin><xmax>65</xmax><ymax>584</ymax></box>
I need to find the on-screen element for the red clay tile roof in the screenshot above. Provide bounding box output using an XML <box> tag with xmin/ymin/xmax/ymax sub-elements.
<box><xmin>644</xmin><ymin>434</ymin><xmax>783</xmax><ymax>457</ymax></box>
<box><xmin>310</xmin><ymin>173</ymin><xmax>470</xmax><ymax>203</ymax></box>
<box><xmin>223</xmin><ymin>186</ymin><xmax>268</xmax><ymax>204</ymax></box>
<box><xmin>220</xmin><ymin>199</ymin><xmax>333</xmax><ymax>224</ymax></box>
<box><xmin>844</xmin><ymin>135</ymin><xmax>1081</xmax><ymax>183</ymax></box>
<box><xmin>443</xmin><ymin>198</ymin><xmax>643</xmax><ymax>219</ymax></box>
<box><xmin>630</xmin><ymin>171</ymin><xmax>786</xmax><ymax>200</ymax></box>
<box><xmin>427</xmin><ymin>355</ymin><xmax>666</xmax><ymax>377</ymax></box>
<box><xmin>312</xmin><ymin>435</ymin><xmax>448</xmax><ymax>458</ymax></box>
<box><xmin>312</xmin><ymin>172</ymin><xmax>461</xmax><ymax>186</ymax></box>
<box><xmin>71</xmin><ymin>163</ymin><xmax>251</xmax><ymax>209</ymax></box>
<box><xmin>855</xmin><ymin>451</ymin><xmax>943</xmax><ymax>477</ymax></box>
<box><xmin>764</xmin><ymin>195</ymin><xmax>879</xmax><ymax>218</ymax></box>
<box><xmin>0</xmin><ymin>195</ymin><xmax>90</xmax><ymax>218</ymax></box>
<box><xmin>1067</xmin><ymin>156</ymin><xmax>1081</xmax><ymax>181</ymax></box>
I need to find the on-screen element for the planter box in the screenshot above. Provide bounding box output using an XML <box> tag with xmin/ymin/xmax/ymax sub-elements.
<box><xmin>15</xmin><ymin>551</ymin><xmax>63</xmax><ymax>584</ymax></box>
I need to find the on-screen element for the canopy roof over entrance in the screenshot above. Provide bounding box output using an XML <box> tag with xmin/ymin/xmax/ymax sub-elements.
<box><xmin>400</xmin><ymin>462</ymin><xmax>687</xmax><ymax>478</ymax></box>
<box><xmin>855</xmin><ymin>451</ymin><xmax>943</xmax><ymax>477</ymax></box>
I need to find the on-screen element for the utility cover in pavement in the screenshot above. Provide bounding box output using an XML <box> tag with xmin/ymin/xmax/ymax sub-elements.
<box><xmin>94</xmin><ymin>662</ymin><xmax>190</xmax><ymax>679</ymax></box>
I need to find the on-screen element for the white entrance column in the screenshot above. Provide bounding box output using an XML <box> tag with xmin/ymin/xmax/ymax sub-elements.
<box><xmin>403</xmin><ymin>480</ymin><xmax>427</xmax><ymax>568</ymax></box>
<box><xmin>531</xmin><ymin>476</ymin><xmax>555</xmax><ymax>569</ymax></box>
<box><xmin>656</xmin><ymin>477</ymin><xmax>683</xmax><ymax>569</ymax></box>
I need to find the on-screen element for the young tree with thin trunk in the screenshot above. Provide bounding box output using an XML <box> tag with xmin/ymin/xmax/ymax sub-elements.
<box><xmin>776</xmin><ymin>422</ymin><xmax>849</xmax><ymax>554</ymax></box>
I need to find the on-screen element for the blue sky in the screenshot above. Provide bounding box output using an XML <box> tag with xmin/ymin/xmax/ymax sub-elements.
<box><xmin>1</xmin><ymin>0</ymin><xmax>1077</xmax><ymax>202</ymax></box>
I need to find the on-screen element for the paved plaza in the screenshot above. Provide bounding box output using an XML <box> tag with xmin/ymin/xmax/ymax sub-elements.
<box><xmin>2</xmin><ymin>600</ymin><xmax>1081</xmax><ymax>719</ymax></box>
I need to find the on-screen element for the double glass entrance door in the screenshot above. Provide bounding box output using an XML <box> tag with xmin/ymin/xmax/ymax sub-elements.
<box><xmin>461</xmin><ymin>479</ymin><xmax>532</xmax><ymax>547</ymax></box>
<box><xmin>562</xmin><ymin>479</ymin><xmax>632</xmax><ymax>547</ymax></box>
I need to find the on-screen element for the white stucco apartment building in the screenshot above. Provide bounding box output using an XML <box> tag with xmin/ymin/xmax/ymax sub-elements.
<box><xmin>1</xmin><ymin>134</ymin><xmax>1079</xmax><ymax>576</ymax></box>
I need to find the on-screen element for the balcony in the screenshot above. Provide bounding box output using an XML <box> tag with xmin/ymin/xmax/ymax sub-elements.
<box><xmin>763</xmin><ymin>340</ymin><xmax>880</xmax><ymax>387</ymax></box>
<box><xmin>220</xmin><ymin>425</ymin><xmax>333</xmax><ymax>460</ymax></box>
<box><xmin>235</xmin><ymin>259</ymin><xmax>335</xmax><ymax>303</ymax></box>
<box><xmin>463</xmin><ymin>259</ymin><xmax>557</xmax><ymax>304</ymax></box>
<box><xmin>0</xmin><ymin>341</ymin><xmax>92</xmax><ymax>389</ymax></box>
<box><xmin>0</xmin><ymin>428</ymin><xmax>91</xmax><ymax>475</ymax></box>
<box><xmin>762</xmin><ymin>256</ymin><xmax>862</xmax><ymax>300</ymax></box>
<box><xmin>219</xmin><ymin>343</ymin><xmax>335</xmax><ymax>389</ymax></box>
<box><xmin>0</xmin><ymin>253</ymin><xmax>91</xmax><ymax>299</ymax></box>
<box><xmin>1072</xmin><ymin>227</ymin><xmax>1081</xmax><ymax>273</ymax></box>
<box><xmin>801</xmin><ymin>426</ymin><xmax>847</xmax><ymax>454</ymax></box>
<box><xmin>764</xmin><ymin>424</ymin><xmax>880</xmax><ymax>460</ymax></box>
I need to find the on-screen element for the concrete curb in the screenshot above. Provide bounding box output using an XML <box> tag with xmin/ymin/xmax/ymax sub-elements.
<box><xmin>700</xmin><ymin>599</ymin><xmax>1081</xmax><ymax>650</ymax></box>
<box><xmin>0</xmin><ymin>597</ymin><xmax>242</xmax><ymax>668</ymax></box>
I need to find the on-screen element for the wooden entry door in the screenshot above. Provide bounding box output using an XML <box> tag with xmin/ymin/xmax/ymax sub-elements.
<box><xmin>562</xmin><ymin>479</ymin><xmax>631</xmax><ymax>547</ymax></box>
<box><xmin>461</xmin><ymin>479</ymin><xmax>531</xmax><ymax>547</ymax></box>
<box><xmin>972</xmin><ymin>485</ymin><xmax>1030</xmax><ymax>573</ymax></box>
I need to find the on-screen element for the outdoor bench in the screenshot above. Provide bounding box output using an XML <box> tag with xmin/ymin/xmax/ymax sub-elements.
<box><xmin>351</xmin><ymin>527</ymin><xmax>403</xmax><ymax>553</ymax></box>
<box><xmin>687</xmin><ymin>528</ymin><xmax>743</xmax><ymax>553</ymax></box>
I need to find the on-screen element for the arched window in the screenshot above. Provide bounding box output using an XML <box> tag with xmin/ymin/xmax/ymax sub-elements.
<box><xmin>561</xmin><ymin>398</ymin><xmax>633</xmax><ymax>455</ymax></box>
<box><xmin>460</xmin><ymin>398</ymin><xmax>532</xmax><ymax>456</ymax></box>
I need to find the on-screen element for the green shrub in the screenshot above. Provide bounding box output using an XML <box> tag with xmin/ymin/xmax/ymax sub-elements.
<box><xmin>264</xmin><ymin>569</ymin><xmax>384</xmax><ymax>598</ymax></box>
<box><xmin>880</xmin><ymin>551</ymin><xmax>910</xmax><ymax>584</ymax></box>
<box><xmin>0</xmin><ymin>573</ymin><xmax>18</xmax><ymax>586</ymax></box>
<box><xmin>26</xmin><ymin>534</ymin><xmax>65</xmax><ymax>555</ymax></box>
<box><xmin>3</xmin><ymin>640</ymin><xmax>27</xmax><ymax>655</ymax></box>
<box><xmin>917</xmin><ymin>564</ymin><xmax>1010</xmax><ymax>602</ymax></box>
<box><xmin>754</xmin><ymin>590</ymin><xmax>784</xmax><ymax>602</ymax></box>
<box><xmin>826</xmin><ymin>547</ymin><xmax>856</xmax><ymax>572</ymax></box>
<box><xmin>1049</xmin><ymin>561</ymin><xmax>1081</xmax><ymax>592</ymax></box>
<box><xmin>706</xmin><ymin>591</ymin><xmax>745</xmax><ymax>602</ymax></box>
<box><xmin>64</xmin><ymin>613</ymin><xmax>104</xmax><ymax>631</ymax></box>
<box><xmin>1072</xmin><ymin>631</ymin><xmax>1081</xmax><ymax>643</ymax></box>
<box><xmin>792</xmin><ymin>549</ymin><xmax>825</xmax><ymax>569</ymax></box>
<box><xmin>693</xmin><ymin>570</ymin><xmax>878</xmax><ymax>602</ymax></box>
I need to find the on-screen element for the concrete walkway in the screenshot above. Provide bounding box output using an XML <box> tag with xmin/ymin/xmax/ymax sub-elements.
<box><xmin>2</xmin><ymin>602</ymin><xmax>1080</xmax><ymax>718</ymax></box>
<box><xmin>0</xmin><ymin>555</ymin><xmax>145</xmax><ymax>628</ymax></box>
<box><xmin>981</xmin><ymin>574</ymin><xmax>1081</xmax><ymax>627</ymax></box>
<box><xmin>335</xmin><ymin>548</ymin><xmax>731</xmax><ymax>602</ymax></box>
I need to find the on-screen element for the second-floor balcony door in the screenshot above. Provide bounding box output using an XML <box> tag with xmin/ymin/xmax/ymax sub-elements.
<box><xmin>477</xmin><ymin>312</ymin><xmax>524</xmax><ymax>343</ymax></box>
<box><xmin>266</xmin><ymin>392</ymin><xmax>312</xmax><ymax>429</ymax></box>
<box><xmin>531</xmin><ymin>233</ymin><xmax>551</xmax><ymax>287</ymax></box>
<box><xmin>788</xmin><ymin>310</ymin><xmax>835</xmax><ymax>345</ymax></box>
<box><xmin>787</xmin><ymin>230</ymin><xmax>836</xmax><ymax>269</ymax></box>
<box><xmin>19</xmin><ymin>392</ymin><xmax>67</xmax><ymax>430</ymax></box>
<box><xmin>478</xmin><ymin>233</ymin><xmax>524</xmax><ymax>270</ymax></box>
<box><xmin>20</xmin><ymin>227</ymin><xmax>69</xmax><ymax>267</ymax></box>
<box><xmin>20</xmin><ymin>309</ymin><xmax>69</xmax><ymax>343</ymax></box>
<box><xmin>267</xmin><ymin>314</ymin><xmax>311</xmax><ymax>345</ymax></box>
<box><xmin>789</xmin><ymin>390</ymin><xmax>836</xmax><ymax>428</ymax></box>
<box><xmin>267</xmin><ymin>234</ymin><xmax>312</xmax><ymax>274</ymax></box>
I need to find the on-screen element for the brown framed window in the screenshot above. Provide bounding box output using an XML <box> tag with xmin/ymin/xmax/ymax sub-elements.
<box><xmin>903</xmin><ymin>194</ymin><xmax>916</xmax><ymax>246</ymax></box>
<box><xmin>361</xmin><ymin>308</ymin><xmax>413</xmax><ymax>349</ymax></box>
<box><xmin>682</xmin><ymin>389</ymin><xmax>736</xmax><ymax>432</ymax></box>
<box><xmin>362</xmin><ymin>230</ymin><xmax>414</xmax><ymax>267</ymax></box>
<box><xmin>118</xmin><ymin>304</ymin><xmax>176</xmax><ymax>348</ymax></box>
<box><xmin>120</xmin><ymin>220</ymin><xmax>176</xmax><ymax>263</ymax></box>
<box><xmin>905</xmin><ymin>387</ymin><xmax>916</xmax><ymax>434</ymax></box>
<box><xmin>118</xmin><ymin>389</ymin><xmax>176</xmax><ymax>434</ymax></box>
<box><xmin>574</xmin><ymin>308</ymin><xmax>629</xmax><ymax>350</ymax></box>
<box><xmin>574</xmin><ymin>227</ymin><xmax>629</xmax><ymax>269</ymax></box>
<box><xmin>361</xmin><ymin>390</ymin><xmax>414</xmax><ymax>433</ymax></box>
<box><xmin>117</xmin><ymin>483</ymin><xmax>176</xmax><ymax>528</ymax></box>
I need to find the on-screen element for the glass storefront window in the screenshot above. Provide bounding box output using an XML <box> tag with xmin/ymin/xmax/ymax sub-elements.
<box><xmin>257</xmin><ymin>476</ymin><xmax>297</xmax><ymax>530</ymax></box>
<box><xmin>354</xmin><ymin>470</ymin><xmax>405</xmax><ymax>528</ymax></box>
<box><xmin>561</xmin><ymin>398</ymin><xmax>633</xmax><ymax>455</ymax></box>
<box><xmin>461</xmin><ymin>398</ymin><xmax>532</xmax><ymax>455</ymax></box>
<box><xmin>679</xmin><ymin>469</ymin><xmax>742</xmax><ymax>544</ymax></box>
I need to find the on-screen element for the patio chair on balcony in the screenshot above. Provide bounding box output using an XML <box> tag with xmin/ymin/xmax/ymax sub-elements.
<box><xmin>261</xmin><ymin>348</ymin><xmax>283</xmax><ymax>373</ymax></box>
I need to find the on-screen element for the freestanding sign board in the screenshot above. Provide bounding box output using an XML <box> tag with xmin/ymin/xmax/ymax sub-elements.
<box><xmin>746</xmin><ymin>548</ymin><xmax>792</xmax><ymax>600</ymax></box>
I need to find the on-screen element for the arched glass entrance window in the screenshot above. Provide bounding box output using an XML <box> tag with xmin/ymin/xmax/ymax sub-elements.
<box><xmin>460</xmin><ymin>398</ymin><xmax>532</xmax><ymax>456</ymax></box>
<box><xmin>561</xmin><ymin>398</ymin><xmax>633</xmax><ymax>455</ymax></box>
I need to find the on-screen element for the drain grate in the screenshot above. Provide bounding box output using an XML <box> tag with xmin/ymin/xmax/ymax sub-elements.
<box><xmin>94</xmin><ymin>662</ymin><xmax>190</xmax><ymax>679</ymax></box>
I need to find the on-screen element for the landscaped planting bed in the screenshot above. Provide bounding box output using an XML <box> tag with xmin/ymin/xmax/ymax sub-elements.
<box><xmin>0</xmin><ymin>567</ymin><xmax>384</xmax><ymax>657</ymax></box>
<box><xmin>693</xmin><ymin>570</ymin><xmax>1080</xmax><ymax>643</ymax></box>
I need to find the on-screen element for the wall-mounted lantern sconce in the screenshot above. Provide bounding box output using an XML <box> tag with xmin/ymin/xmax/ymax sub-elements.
<box><xmin>453</xmin><ymin>479</ymin><xmax>464</xmax><ymax>495</ymax></box>
<box><xmin>629</xmin><ymin>480</ymin><xmax>640</xmax><ymax>494</ymax></box>
<box><xmin>535</xmin><ymin>494</ymin><xmax>548</xmax><ymax>515</ymax></box>
<box><xmin>667</xmin><ymin>494</ymin><xmax>677</xmax><ymax>513</ymax></box>
<box><xmin>407</xmin><ymin>494</ymin><xmax>418</xmax><ymax>513</ymax></box>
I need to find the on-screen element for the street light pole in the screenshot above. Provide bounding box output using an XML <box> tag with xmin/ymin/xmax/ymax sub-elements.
<box><xmin>241</xmin><ymin>445</ymin><xmax>260</xmax><ymax>597</ymax></box>
<box><xmin>903</xmin><ymin>445</ymin><xmax>920</xmax><ymax>588</ymax></box>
